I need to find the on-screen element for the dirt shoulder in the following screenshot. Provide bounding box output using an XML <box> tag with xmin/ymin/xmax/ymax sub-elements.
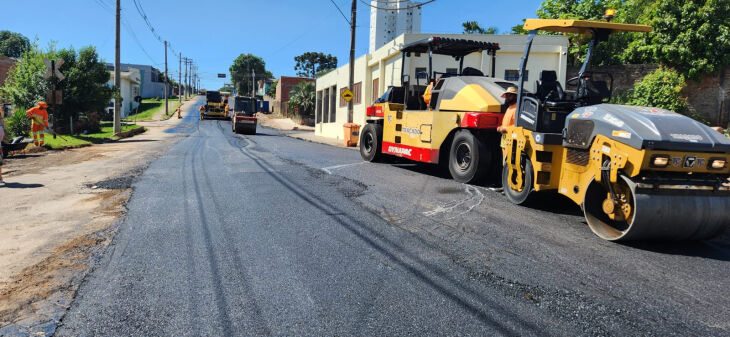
<box><xmin>0</xmin><ymin>97</ymin><xmax>201</xmax><ymax>334</ymax></box>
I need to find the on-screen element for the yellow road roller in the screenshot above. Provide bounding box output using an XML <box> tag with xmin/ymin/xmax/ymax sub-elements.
<box><xmin>360</xmin><ymin>37</ymin><xmax>510</xmax><ymax>184</ymax></box>
<box><xmin>502</xmin><ymin>18</ymin><xmax>730</xmax><ymax>241</ymax></box>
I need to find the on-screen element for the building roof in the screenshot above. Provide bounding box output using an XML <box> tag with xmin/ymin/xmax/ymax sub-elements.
<box><xmin>400</xmin><ymin>37</ymin><xmax>500</xmax><ymax>57</ymax></box>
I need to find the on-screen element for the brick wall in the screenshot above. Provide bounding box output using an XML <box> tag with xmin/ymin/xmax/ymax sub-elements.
<box><xmin>275</xmin><ymin>76</ymin><xmax>315</xmax><ymax>102</ymax></box>
<box><xmin>567</xmin><ymin>64</ymin><xmax>730</xmax><ymax>126</ymax></box>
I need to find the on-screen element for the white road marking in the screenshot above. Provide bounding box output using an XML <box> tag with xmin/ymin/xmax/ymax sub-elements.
<box><xmin>321</xmin><ymin>162</ymin><xmax>365</xmax><ymax>174</ymax></box>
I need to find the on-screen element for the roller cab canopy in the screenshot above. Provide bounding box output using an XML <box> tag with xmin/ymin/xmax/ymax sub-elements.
<box><xmin>523</xmin><ymin>19</ymin><xmax>652</xmax><ymax>35</ymax></box>
<box><xmin>400</xmin><ymin>37</ymin><xmax>500</xmax><ymax>57</ymax></box>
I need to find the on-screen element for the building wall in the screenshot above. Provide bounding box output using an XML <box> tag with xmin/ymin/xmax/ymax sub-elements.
<box><xmin>108</xmin><ymin>69</ymin><xmax>141</xmax><ymax>118</ymax></box>
<box><xmin>369</xmin><ymin>0</ymin><xmax>422</xmax><ymax>53</ymax></box>
<box><xmin>316</xmin><ymin>33</ymin><xmax>569</xmax><ymax>140</ymax></box>
<box><xmin>0</xmin><ymin>56</ymin><xmax>15</xmax><ymax>88</ymax></box>
<box><xmin>106</xmin><ymin>63</ymin><xmax>171</xmax><ymax>98</ymax></box>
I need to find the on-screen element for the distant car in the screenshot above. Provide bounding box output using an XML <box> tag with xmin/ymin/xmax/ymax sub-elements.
<box><xmin>229</xmin><ymin>96</ymin><xmax>257</xmax><ymax>135</ymax></box>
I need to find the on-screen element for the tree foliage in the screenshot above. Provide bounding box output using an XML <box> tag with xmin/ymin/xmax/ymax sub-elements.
<box><xmin>0</xmin><ymin>43</ymin><xmax>48</xmax><ymax>109</ymax></box>
<box><xmin>229</xmin><ymin>54</ymin><xmax>268</xmax><ymax>96</ymax></box>
<box><xmin>626</xmin><ymin>67</ymin><xmax>689</xmax><ymax>113</ymax></box>
<box><xmin>623</xmin><ymin>0</ymin><xmax>730</xmax><ymax>79</ymax></box>
<box><xmin>287</xmin><ymin>81</ymin><xmax>315</xmax><ymax>117</ymax></box>
<box><xmin>0</xmin><ymin>31</ymin><xmax>31</xmax><ymax>58</ymax></box>
<box><xmin>462</xmin><ymin>21</ymin><xmax>497</xmax><ymax>34</ymax></box>
<box><xmin>55</xmin><ymin>46</ymin><xmax>112</xmax><ymax>132</ymax></box>
<box><xmin>294</xmin><ymin>52</ymin><xmax>337</xmax><ymax>78</ymax></box>
<box><xmin>534</xmin><ymin>0</ymin><xmax>730</xmax><ymax>78</ymax></box>
<box><xmin>267</xmin><ymin>79</ymin><xmax>278</xmax><ymax>97</ymax></box>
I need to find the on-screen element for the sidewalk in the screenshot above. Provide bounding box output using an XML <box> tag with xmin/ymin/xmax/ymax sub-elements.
<box><xmin>256</xmin><ymin>114</ymin><xmax>357</xmax><ymax>150</ymax></box>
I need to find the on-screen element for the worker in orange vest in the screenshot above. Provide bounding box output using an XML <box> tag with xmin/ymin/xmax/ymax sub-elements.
<box><xmin>26</xmin><ymin>102</ymin><xmax>49</xmax><ymax>147</ymax></box>
<box><xmin>199</xmin><ymin>105</ymin><xmax>206</xmax><ymax>120</ymax></box>
<box><xmin>176</xmin><ymin>105</ymin><xmax>182</xmax><ymax>119</ymax></box>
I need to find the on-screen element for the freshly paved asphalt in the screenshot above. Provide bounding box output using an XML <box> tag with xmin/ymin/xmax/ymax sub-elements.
<box><xmin>56</xmin><ymin>97</ymin><xmax>730</xmax><ymax>336</ymax></box>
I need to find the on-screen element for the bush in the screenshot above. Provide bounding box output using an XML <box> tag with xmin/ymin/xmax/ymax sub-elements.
<box><xmin>6</xmin><ymin>107</ymin><xmax>30</xmax><ymax>138</ymax></box>
<box><xmin>627</xmin><ymin>67</ymin><xmax>689</xmax><ymax>114</ymax></box>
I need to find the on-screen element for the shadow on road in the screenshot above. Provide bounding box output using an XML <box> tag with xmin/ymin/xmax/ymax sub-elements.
<box><xmin>623</xmin><ymin>231</ymin><xmax>730</xmax><ymax>261</ymax></box>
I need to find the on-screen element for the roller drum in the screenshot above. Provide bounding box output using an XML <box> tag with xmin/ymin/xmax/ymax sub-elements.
<box><xmin>585</xmin><ymin>176</ymin><xmax>730</xmax><ymax>241</ymax></box>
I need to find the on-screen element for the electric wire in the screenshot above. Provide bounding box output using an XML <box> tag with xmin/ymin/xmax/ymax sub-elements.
<box><xmin>329</xmin><ymin>0</ymin><xmax>351</xmax><ymax>25</ymax></box>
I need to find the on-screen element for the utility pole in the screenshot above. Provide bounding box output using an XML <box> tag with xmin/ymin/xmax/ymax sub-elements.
<box><xmin>347</xmin><ymin>0</ymin><xmax>356</xmax><ymax>123</ymax></box>
<box><xmin>114</xmin><ymin>0</ymin><xmax>122</xmax><ymax>134</ymax></box>
<box><xmin>252</xmin><ymin>68</ymin><xmax>256</xmax><ymax>98</ymax></box>
<box><xmin>164</xmin><ymin>41</ymin><xmax>168</xmax><ymax>116</ymax></box>
<box><xmin>183</xmin><ymin>58</ymin><xmax>188</xmax><ymax>98</ymax></box>
<box><xmin>178</xmin><ymin>54</ymin><xmax>182</xmax><ymax>103</ymax></box>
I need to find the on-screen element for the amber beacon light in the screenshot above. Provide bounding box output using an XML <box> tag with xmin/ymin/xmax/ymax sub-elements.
<box><xmin>604</xmin><ymin>8</ymin><xmax>615</xmax><ymax>22</ymax></box>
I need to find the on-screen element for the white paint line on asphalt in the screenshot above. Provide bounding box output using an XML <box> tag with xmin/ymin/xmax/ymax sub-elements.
<box><xmin>321</xmin><ymin>162</ymin><xmax>365</xmax><ymax>174</ymax></box>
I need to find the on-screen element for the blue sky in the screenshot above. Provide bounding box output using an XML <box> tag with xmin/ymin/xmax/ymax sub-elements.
<box><xmin>4</xmin><ymin>0</ymin><xmax>543</xmax><ymax>90</ymax></box>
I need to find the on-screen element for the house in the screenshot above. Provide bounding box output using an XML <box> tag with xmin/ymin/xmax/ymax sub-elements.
<box><xmin>106</xmin><ymin>63</ymin><xmax>171</xmax><ymax>98</ymax></box>
<box><xmin>315</xmin><ymin>33</ymin><xmax>569</xmax><ymax>140</ymax></box>
<box><xmin>0</xmin><ymin>56</ymin><xmax>17</xmax><ymax>106</ymax></box>
<box><xmin>107</xmin><ymin>68</ymin><xmax>141</xmax><ymax>118</ymax></box>
<box><xmin>271</xmin><ymin>76</ymin><xmax>315</xmax><ymax>115</ymax></box>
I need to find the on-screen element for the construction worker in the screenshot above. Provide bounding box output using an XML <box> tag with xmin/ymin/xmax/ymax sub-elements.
<box><xmin>176</xmin><ymin>105</ymin><xmax>182</xmax><ymax>119</ymax></box>
<box><xmin>199</xmin><ymin>105</ymin><xmax>206</xmax><ymax>120</ymax></box>
<box><xmin>496</xmin><ymin>86</ymin><xmax>518</xmax><ymax>157</ymax></box>
<box><xmin>26</xmin><ymin>102</ymin><xmax>49</xmax><ymax>147</ymax></box>
<box><xmin>224</xmin><ymin>104</ymin><xmax>230</xmax><ymax>118</ymax></box>
<box><xmin>422</xmin><ymin>78</ymin><xmax>439</xmax><ymax>107</ymax></box>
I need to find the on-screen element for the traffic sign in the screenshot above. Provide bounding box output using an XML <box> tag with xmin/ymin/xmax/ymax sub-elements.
<box><xmin>43</xmin><ymin>58</ymin><xmax>65</xmax><ymax>81</ymax></box>
<box><xmin>341</xmin><ymin>88</ymin><xmax>354</xmax><ymax>102</ymax></box>
<box><xmin>218</xmin><ymin>73</ymin><xmax>226</xmax><ymax>78</ymax></box>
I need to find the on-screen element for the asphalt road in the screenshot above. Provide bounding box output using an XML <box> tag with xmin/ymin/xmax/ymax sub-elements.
<box><xmin>56</xmin><ymin>97</ymin><xmax>730</xmax><ymax>336</ymax></box>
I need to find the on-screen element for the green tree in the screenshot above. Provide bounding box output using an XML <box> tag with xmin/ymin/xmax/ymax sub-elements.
<box><xmin>623</xmin><ymin>0</ymin><xmax>730</xmax><ymax>79</ymax></box>
<box><xmin>0</xmin><ymin>43</ymin><xmax>48</xmax><ymax>109</ymax></box>
<box><xmin>510</xmin><ymin>19</ymin><xmax>529</xmax><ymax>34</ymax></box>
<box><xmin>229</xmin><ymin>54</ymin><xmax>268</xmax><ymax>96</ymax></box>
<box><xmin>55</xmin><ymin>46</ymin><xmax>112</xmax><ymax>133</ymax></box>
<box><xmin>0</xmin><ymin>31</ymin><xmax>31</xmax><ymax>58</ymax></box>
<box><xmin>627</xmin><ymin>67</ymin><xmax>689</xmax><ymax>113</ymax></box>
<box><xmin>219</xmin><ymin>84</ymin><xmax>235</xmax><ymax>93</ymax></box>
<box><xmin>287</xmin><ymin>81</ymin><xmax>315</xmax><ymax>117</ymax></box>
<box><xmin>462</xmin><ymin>21</ymin><xmax>497</xmax><ymax>34</ymax></box>
<box><xmin>294</xmin><ymin>52</ymin><xmax>338</xmax><ymax>78</ymax></box>
<box><xmin>267</xmin><ymin>79</ymin><xmax>278</xmax><ymax>97</ymax></box>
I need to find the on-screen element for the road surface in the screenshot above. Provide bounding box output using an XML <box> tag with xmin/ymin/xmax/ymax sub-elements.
<box><xmin>56</xmin><ymin>97</ymin><xmax>730</xmax><ymax>336</ymax></box>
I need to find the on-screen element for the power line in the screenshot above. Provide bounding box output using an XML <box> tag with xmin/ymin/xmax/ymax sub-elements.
<box><xmin>329</xmin><ymin>0</ymin><xmax>351</xmax><ymax>25</ymax></box>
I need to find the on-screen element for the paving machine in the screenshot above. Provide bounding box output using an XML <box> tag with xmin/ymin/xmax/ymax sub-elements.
<box><xmin>502</xmin><ymin>18</ymin><xmax>730</xmax><ymax>241</ymax></box>
<box><xmin>230</xmin><ymin>95</ymin><xmax>257</xmax><ymax>135</ymax></box>
<box><xmin>202</xmin><ymin>90</ymin><xmax>226</xmax><ymax>120</ymax></box>
<box><xmin>360</xmin><ymin>37</ymin><xmax>511</xmax><ymax>184</ymax></box>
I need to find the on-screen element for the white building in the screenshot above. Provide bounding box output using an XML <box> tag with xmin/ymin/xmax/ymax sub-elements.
<box><xmin>369</xmin><ymin>0</ymin><xmax>422</xmax><ymax>53</ymax></box>
<box><xmin>315</xmin><ymin>33</ymin><xmax>569</xmax><ymax>140</ymax></box>
<box><xmin>107</xmin><ymin>68</ymin><xmax>141</xmax><ymax>118</ymax></box>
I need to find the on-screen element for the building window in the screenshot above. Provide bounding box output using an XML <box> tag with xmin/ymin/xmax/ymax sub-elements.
<box><xmin>504</xmin><ymin>70</ymin><xmax>527</xmax><ymax>81</ymax></box>
<box><xmin>322</xmin><ymin>89</ymin><xmax>329</xmax><ymax>123</ymax></box>
<box><xmin>372</xmin><ymin>78</ymin><xmax>380</xmax><ymax>103</ymax></box>
<box><xmin>353</xmin><ymin>82</ymin><xmax>362</xmax><ymax>105</ymax></box>
<box><xmin>316</xmin><ymin>91</ymin><xmax>323</xmax><ymax>123</ymax></box>
<box><xmin>415</xmin><ymin>67</ymin><xmax>427</xmax><ymax>80</ymax></box>
<box><xmin>446</xmin><ymin>68</ymin><xmax>458</xmax><ymax>75</ymax></box>
<box><xmin>329</xmin><ymin>86</ymin><xmax>337</xmax><ymax>123</ymax></box>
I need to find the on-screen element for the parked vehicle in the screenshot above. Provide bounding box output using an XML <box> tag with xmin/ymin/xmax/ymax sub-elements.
<box><xmin>230</xmin><ymin>96</ymin><xmax>257</xmax><ymax>135</ymax></box>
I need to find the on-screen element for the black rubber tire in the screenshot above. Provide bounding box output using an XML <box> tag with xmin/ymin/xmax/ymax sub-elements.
<box><xmin>448</xmin><ymin>129</ymin><xmax>491</xmax><ymax>184</ymax></box>
<box><xmin>243</xmin><ymin>124</ymin><xmax>256</xmax><ymax>135</ymax></box>
<box><xmin>502</xmin><ymin>155</ymin><xmax>534</xmax><ymax>205</ymax></box>
<box><xmin>360</xmin><ymin>123</ymin><xmax>383</xmax><ymax>162</ymax></box>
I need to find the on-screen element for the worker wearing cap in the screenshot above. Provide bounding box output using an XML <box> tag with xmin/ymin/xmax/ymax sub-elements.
<box><xmin>496</xmin><ymin>86</ymin><xmax>518</xmax><ymax>157</ymax></box>
<box><xmin>26</xmin><ymin>102</ymin><xmax>49</xmax><ymax>147</ymax></box>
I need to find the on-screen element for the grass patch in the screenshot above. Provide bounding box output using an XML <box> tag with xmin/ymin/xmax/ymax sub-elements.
<box><xmin>162</xmin><ymin>101</ymin><xmax>183</xmax><ymax>120</ymax></box>
<box><xmin>42</xmin><ymin>122</ymin><xmax>140</xmax><ymax>149</ymax></box>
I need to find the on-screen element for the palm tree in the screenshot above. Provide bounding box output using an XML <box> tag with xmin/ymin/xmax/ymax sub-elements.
<box><xmin>287</xmin><ymin>81</ymin><xmax>315</xmax><ymax>117</ymax></box>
